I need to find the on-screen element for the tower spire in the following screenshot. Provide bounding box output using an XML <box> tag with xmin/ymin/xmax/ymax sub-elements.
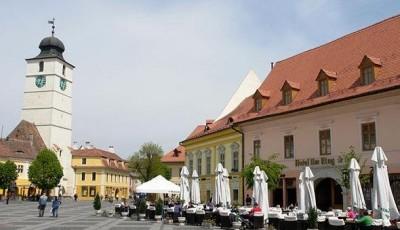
<box><xmin>48</xmin><ymin>18</ymin><xmax>55</xmax><ymax>37</ymax></box>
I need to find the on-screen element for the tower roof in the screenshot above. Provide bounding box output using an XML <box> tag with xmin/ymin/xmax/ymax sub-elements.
<box><xmin>36</xmin><ymin>36</ymin><xmax>65</xmax><ymax>60</ymax></box>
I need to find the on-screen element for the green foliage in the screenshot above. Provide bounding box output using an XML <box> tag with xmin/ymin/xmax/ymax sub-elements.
<box><xmin>93</xmin><ymin>193</ymin><xmax>101</xmax><ymax>210</ymax></box>
<box><xmin>336</xmin><ymin>146</ymin><xmax>369</xmax><ymax>189</ymax></box>
<box><xmin>0</xmin><ymin>160</ymin><xmax>18</xmax><ymax>190</ymax></box>
<box><xmin>155</xmin><ymin>198</ymin><xmax>163</xmax><ymax>215</ymax></box>
<box><xmin>241</xmin><ymin>154</ymin><xmax>286</xmax><ymax>190</ymax></box>
<box><xmin>138</xmin><ymin>199</ymin><xmax>147</xmax><ymax>214</ymax></box>
<box><xmin>307</xmin><ymin>207</ymin><xmax>318</xmax><ymax>229</ymax></box>
<box><xmin>128</xmin><ymin>142</ymin><xmax>170</xmax><ymax>182</ymax></box>
<box><xmin>28</xmin><ymin>149</ymin><xmax>63</xmax><ymax>191</ymax></box>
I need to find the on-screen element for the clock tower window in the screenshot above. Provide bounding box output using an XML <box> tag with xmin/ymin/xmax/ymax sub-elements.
<box><xmin>39</xmin><ymin>61</ymin><xmax>44</xmax><ymax>72</ymax></box>
<box><xmin>62</xmin><ymin>65</ymin><xmax>66</xmax><ymax>75</ymax></box>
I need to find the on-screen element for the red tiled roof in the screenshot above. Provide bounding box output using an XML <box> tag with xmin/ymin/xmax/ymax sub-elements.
<box><xmin>182</xmin><ymin>14</ymin><xmax>400</xmax><ymax>142</ymax></box>
<box><xmin>71</xmin><ymin>148</ymin><xmax>126</xmax><ymax>162</ymax></box>
<box><xmin>318</xmin><ymin>69</ymin><xmax>338</xmax><ymax>80</ymax></box>
<box><xmin>236</xmin><ymin>14</ymin><xmax>400</xmax><ymax>123</ymax></box>
<box><xmin>0</xmin><ymin>120</ymin><xmax>46</xmax><ymax>160</ymax></box>
<box><xmin>161</xmin><ymin>146</ymin><xmax>185</xmax><ymax>163</ymax></box>
<box><xmin>253</xmin><ymin>89</ymin><xmax>271</xmax><ymax>98</ymax></box>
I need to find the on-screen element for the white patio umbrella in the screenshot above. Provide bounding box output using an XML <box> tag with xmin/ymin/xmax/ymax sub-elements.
<box><xmin>180</xmin><ymin>166</ymin><xmax>190</xmax><ymax>207</ymax></box>
<box><xmin>349</xmin><ymin>158</ymin><xmax>366</xmax><ymax>210</ymax></box>
<box><xmin>223</xmin><ymin>168</ymin><xmax>231</xmax><ymax>207</ymax></box>
<box><xmin>298</xmin><ymin>172</ymin><xmax>306</xmax><ymax>213</ymax></box>
<box><xmin>371</xmin><ymin>146</ymin><xmax>400</xmax><ymax>226</ymax></box>
<box><xmin>304</xmin><ymin>167</ymin><xmax>316</xmax><ymax>211</ymax></box>
<box><xmin>191</xmin><ymin>170</ymin><xmax>201</xmax><ymax>204</ymax></box>
<box><xmin>214</xmin><ymin>163</ymin><xmax>226</xmax><ymax>206</ymax></box>
<box><xmin>252</xmin><ymin>166</ymin><xmax>269</xmax><ymax>220</ymax></box>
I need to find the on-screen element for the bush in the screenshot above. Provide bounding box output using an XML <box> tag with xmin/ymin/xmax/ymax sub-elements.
<box><xmin>138</xmin><ymin>199</ymin><xmax>147</xmax><ymax>214</ymax></box>
<box><xmin>156</xmin><ymin>198</ymin><xmax>163</xmax><ymax>215</ymax></box>
<box><xmin>93</xmin><ymin>193</ymin><xmax>101</xmax><ymax>210</ymax></box>
<box><xmin>307</xmin><ymin>207</ymin><xmax>318</xmax><ymax>229</ymax></box>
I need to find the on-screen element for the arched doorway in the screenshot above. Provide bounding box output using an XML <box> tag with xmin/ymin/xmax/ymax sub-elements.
<box><xmin>315</xmin><ymin>178</ymin><xmax>343</xmax><ymax>211</ymax></box>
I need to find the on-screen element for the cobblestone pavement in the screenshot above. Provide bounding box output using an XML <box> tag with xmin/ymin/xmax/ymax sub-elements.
<box><xmin>0</xmin><ymin>199</ymin><xmax>204</xmax><ymax>230</ymax></box>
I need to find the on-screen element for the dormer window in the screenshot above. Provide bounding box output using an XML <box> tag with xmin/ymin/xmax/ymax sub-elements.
<box><xmin>281</xmin><ymin>80</ymin><xmax>300</xmax><ymax>105</ymax></box>
<box><xmin>358</xmin><ymin>55</ymin><xmax>382</xmax><ymax>86</ymax></box>
<box><xmin>362</xmin><ymin>66</ymin><xmax>374</xmax><ymax>85</ymax></box>
<box><xmin>252</xmin><ymin>89</ymin><xmax>270</xmax><ymax>112</ymax></box>
<box><xmin>316</xmin><ymin>69</ymin><xmax>337</xmax><ymax>96</ymax></box>
<box><xmin>283</xmin><ymin>89</ymin><xmax>292</xmax><ymax>105</ymax></box>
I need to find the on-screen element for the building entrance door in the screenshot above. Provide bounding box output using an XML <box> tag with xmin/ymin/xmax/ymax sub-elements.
<box><xmin>315</xmin><ymin>178</ymin><xmax>343</xmax><ymax>211</ymax></box>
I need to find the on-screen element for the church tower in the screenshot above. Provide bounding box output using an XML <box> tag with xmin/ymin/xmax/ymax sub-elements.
<box><xmin>21</xmin><ymin>26</ymin><xmax>75</xmax><ymax>196</ymax></box>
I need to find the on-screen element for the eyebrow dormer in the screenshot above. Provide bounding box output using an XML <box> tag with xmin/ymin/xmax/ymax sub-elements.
<box><xmin>358</xmin><ymin>55</ymin><xmax>382</xmax><ymax>85</ymax></box>
<box><xmin>252</xmin><ymin>89</ymin><xmax>270</xmax><ymax>112</ymax></box>
<box><xmin>280</xmin><ymin>80</ymin><xmax>300</xmax><ymax>105</ymax></box>
<box><xmin>315</xmin><ymin>69</ymin><xmax>337</xmax><ymax>96</ymax></box>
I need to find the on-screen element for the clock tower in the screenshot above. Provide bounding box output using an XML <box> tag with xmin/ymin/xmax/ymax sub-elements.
<box><xmin>22</xmin><ymin>30</ymin><xmax>75</xmax><ymax>196</ymax></box>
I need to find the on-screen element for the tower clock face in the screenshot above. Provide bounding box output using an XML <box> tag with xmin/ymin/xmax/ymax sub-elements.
<box><xmin>60</xmin><ymin>78</ymin><xmax>67</xmax><ymax>91</ymax></box>
<box><xmin>35</xmin><ymin>75</ymin><xmax>46</xmax><ymax>88</ymax></box>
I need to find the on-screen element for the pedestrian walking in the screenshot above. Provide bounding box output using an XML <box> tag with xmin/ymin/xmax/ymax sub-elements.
<box><xmin>52</xmin><ymin>196</ymin><xmax>61</xmax><ymax>217</ymax></box>
<box><xmin>74</xmin><ymin>193</ymin><xmax>78</xmax><ymax>202</ymax></box>
<box><xmin>38</xmin><ymin>193</ymin><xmax>48</xmax><ymax>217</ymax></box>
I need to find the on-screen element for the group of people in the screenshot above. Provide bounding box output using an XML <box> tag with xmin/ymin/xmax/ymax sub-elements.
<box><xmin>346</xmin><ymin>207</ymin><xmax>373</xmax><ymax>227</ymax></box>
<box><xmin>37</xmin><ymin>193</ymin><xmax>62</xmax><ymax>217</ymax></box>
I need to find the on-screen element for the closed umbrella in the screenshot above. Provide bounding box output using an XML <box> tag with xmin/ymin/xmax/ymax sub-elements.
<box><xmin>349</xmin><ymin>158</ymin><xmax>366</xmax><ymax>210</ymax></box>
<box><xmin>304</xmin><ymin>167</ymin><xmax>316</xmax><ymax>211</ymax></box>
<box><xmin>252</xmin><ymin>166</ymin><xmax>262</xmax><ymax>206</ymax></box>
<box><xmin>214</xmin><ymin>163</ymin><xmax>226</xmax><ymax>206</ymax></box>
<box><xmin>371</xmin><ymin>146</ymin><xmax>400</xmax><ymax>226</ymax></box>
<box><xmin>191</xmin><ymin>170</ymin><xmax>201</xmax><ymax>204</ymax></box>
<box><xmin>223</xmin><ymin>168</ymin><xmax>231</xmax><ymax>207</ymax></box>
<box><xmin>180</xmin><ymin>166</ymin><xmax>190</xmax><ymax>206</ymax></box>
<box><xmin>260</xmin><ymin>170</ymin><xmax>270</xmax><ymax>220</ymax></box>
<box><xmin>298</xmin><ymin>172</ymin><xmax>306</xmax><ymax>213</ymax></box>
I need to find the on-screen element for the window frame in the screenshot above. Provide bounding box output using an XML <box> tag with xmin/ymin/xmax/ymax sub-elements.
<box><xmin>232</xmin><ymin>151</ymin><xmax>239</xmax><ymax>172</ymax></box>
<box><xmin>362</xmin><ymin>66</ymin><xmax>375</xmax><ymax>85</ymax></box>
<box><xmin>284</xmin><ymin>135</ymin><xmax>294</xmax><ymax>159</ymax></box>
<box><xmin>206</xmin><ymin>154</ymin><xmax>211</xmax><ymax>175</ymax></box>
<box><xmin>197</xmin><ymin>157</ymin><xmax>202</xmax><ymax>175</ymax></box>
<box><xmin>319</xmin><ymin>79</ymin><xmax>329</xmax><ymax>96</ymax></box>
<box><xmin>81</xmin><ymin>172</ymin><xmax>86</xmax><ymax>181</ymax></box>
<box><xmin>39</xmin><ymin>61</ymin><xmax>44</xmax><ymax>72</ymax></box>
<box><xmin>283</xmin><ymin>89</ymin><xmax>292</xmax><ymax>105</ymax></box>
<box><xmin>319</xmin><ymin>129</ymin><xmax>332</xmax><ymax>155</ymax></box>
<box><xmin>253</xmin><ymin>140</ymin><xmax>261</xmax><ymax>159</ymax></box>
<box><xmin>92</xmin><ymin>172</ymin><xmax>96</xmax><ymax>181</ymax></box>
<box><xmin>361</xmin><ymin>122</ymin><xmax>376</xmax><ymax>151</ymax></box>
<box><xmin>82</xmin><ymin>158</ymin><xmax>86</xmax><ymax>165</ymax></box>
<box><xmin>255</xmin><ymin>98</ymin><xmax>262</xmax><ymax>112</ymax></box>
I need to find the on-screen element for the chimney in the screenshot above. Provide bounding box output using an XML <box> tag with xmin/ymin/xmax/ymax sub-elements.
<box><xmin>270</xmin><ymin>62</ymin><xmax>274</xmax><ymax>70</ymax></box>
<box><xmin>108</xmin><ymin>146</ymin><xmax>115</xmax><ymax>153</ymax></box>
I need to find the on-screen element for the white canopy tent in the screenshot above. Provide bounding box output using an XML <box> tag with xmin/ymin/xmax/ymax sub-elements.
<box><xmin>223</xmin><ymin>168</ymin><xmax>231</xmax><ymax>207</ymax></box>
<box><xmin>136</xmin><ymin>175</ymin><xmax>180</xmax><ymax>194</ymax></box>
<box><xmin>180</xmin><ymin>166</ymin><xmax>190</xmax><ymax>206</ymax></box>
<box><xmin>191</xmin><ymin>170</ymin><xmax>201</xmax><ymax>204</ymax></box>
<box><xmin>349</xmin><ymin>158</ymin><xmax>366</xmax><ymax>210</ymax></box>
<box><xmin>371</xmin><ymin>146</ymin><xmax>400</xmax><ymax>226</ymax></box>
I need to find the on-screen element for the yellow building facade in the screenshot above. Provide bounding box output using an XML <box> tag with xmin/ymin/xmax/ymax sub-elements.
<box><xmin>72</xmin><ymin>148</ymin><xmax>131</xmax><ymax>200</ymax></box>
<box><xmin>181</xmin><ymin>128</ymin><xmax>244</xmax><ymax>205</ymax></box>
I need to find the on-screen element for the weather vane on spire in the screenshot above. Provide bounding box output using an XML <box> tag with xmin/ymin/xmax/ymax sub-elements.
<box><xmin>48</xmin><ymin>18</ymin><xmax>55</xmax><ymax>36</ymax></box>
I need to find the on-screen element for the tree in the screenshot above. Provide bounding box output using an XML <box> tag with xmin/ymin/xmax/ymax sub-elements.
<box><xmin>336</xmin><ymin>146</ymin><xmax>369</xmax><ymax>190</ymax></box>
<box><xmin>28</xmin><ymin>149</ymin><xmax>63</xmax><ymax>194</ymax></box>
<box><xmin>0</xmin><ymin>160</ymin><xmax>18</xmax><ymax>195</ymax></box>
<box><xmin>241</xmin><ymin>154</ymin><xmax>286</xmax><ymax>190</ymax></box>
<box><xmin>128</xmin><ymin>142</ymin><xmax>170</xmax><ymax>182</ymax></box>
<box><xmin>93</xmin><ymin>193</ymin><xmax>101</xmax><ymax>210</ymax></box>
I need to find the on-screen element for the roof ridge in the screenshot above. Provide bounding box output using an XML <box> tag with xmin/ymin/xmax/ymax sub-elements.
<box><xmin>275</xmin><ymin>14</ymin><xmax>400</xmax><ymax>65</ymax></box>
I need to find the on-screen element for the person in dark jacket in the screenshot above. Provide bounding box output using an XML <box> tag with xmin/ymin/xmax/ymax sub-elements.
<box><xmin>38</xmin><ymin>193</ymin><xmax>48</xmax><ymax>217</ymax></box>
<box><xmin>52</xmin><ymin>196</ymin><xmax>62</xmax><ymax>217</ymax></box>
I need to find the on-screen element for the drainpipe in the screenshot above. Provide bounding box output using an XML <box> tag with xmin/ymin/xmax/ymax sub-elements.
<box><xmin>231</xmin><ymin>125</ymin><xmax>245</xmax><ymax>206</ymax></box>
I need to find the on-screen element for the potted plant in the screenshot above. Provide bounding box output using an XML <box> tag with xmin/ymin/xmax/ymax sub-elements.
<box><xmin>138</xmin><ymin>199</ymin><xmax>147</xmax><ymax>221</ymax></box>
<box><xmin>93</xmin><ymin>193</ymin><xmax>102</xmax><ymax>216</ymax></box>
<box><xmin>155</xmin><ymin>198</ymin><xmax>163</xmax><ymax>222</ymax></box>
<box><xmin>307</xmin><ymin>207</ymin><xmax>318</xmax><ymax>230</ymax></box>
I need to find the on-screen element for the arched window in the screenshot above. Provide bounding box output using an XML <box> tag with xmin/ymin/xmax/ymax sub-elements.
<box><xmin>217</xmin><ymin>145</ymin><xmax>225</xmax><ymax>167</ymax></box>
<box><xmin>196</xmin><ymin>151</ymin><xmax>202</xmax><ymax>175</ymax></box>
<box><xmin>205</xmin><ymin>149</ymin><xmax>211</xmax><ymax>174</ymax></box>
<box><xmin>231</xmin><ymin>142</ymin><xmax>240</xmax><ymax>172</ymax></box>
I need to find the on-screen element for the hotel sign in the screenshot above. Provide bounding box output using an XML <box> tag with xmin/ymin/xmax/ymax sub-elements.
<box><xmin>295</xmin><ymin>156</ymin><xmax>343</xmax><ymax>167</ymax></box>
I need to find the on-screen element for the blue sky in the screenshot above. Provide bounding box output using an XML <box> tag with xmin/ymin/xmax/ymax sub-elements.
<box><xmin>0</xmin><ymin>1</ymin><xmax>399</xmax><ymax>158</ymax></box>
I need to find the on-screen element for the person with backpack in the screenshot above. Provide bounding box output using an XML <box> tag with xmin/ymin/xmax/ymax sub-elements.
<box><xmin>52</xmin><ymin>196</ymin><xmax>61</xmax><ymax>217</ymax></box>
<box><xmin>38</xmin><ymin>193</ymin><xmax>48</xmax><ymax>217</ymax></box>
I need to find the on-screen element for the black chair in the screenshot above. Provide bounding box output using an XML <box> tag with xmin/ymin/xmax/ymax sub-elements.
<box><xmin>186</xmin><ymin>209</ymin><xmax>196</xmax><ymax>225</ymax></box>
<box><xmin>219</xmin><ymin>210</ymin><xmax>232</xmax><ymax>228</ymax></box>
<box><xmin>318</xmin><ymin>220</ymin><xmax>328</xmax><ymax>230</ymax></box>
<box><xmin>253</xmin><ymin>213</ymin><xmax>264</xmax><ymax>229</ymax></box>
<box><xmin>284</xmin><ymin>220</ymin><xmax>297</xmax><ymax>230</ymax></box>
<box><xmin>195</xmin><ymin>210</ymin><xmax>205</xmax><ymax>226</ymax></box>
<box><xmin>115</xmin><ymin>205</ymin><xmax>121</xmax><ymax>215</ymax></box>
<box><xmin>269</xmin><ymin>218</ymin><xmax>281</xmax><ymax>230</ymax></box>
<box><xmin>148</xmin><ymin>207</ymin><xmax>156</xmax><ymax>220</ymax></box>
